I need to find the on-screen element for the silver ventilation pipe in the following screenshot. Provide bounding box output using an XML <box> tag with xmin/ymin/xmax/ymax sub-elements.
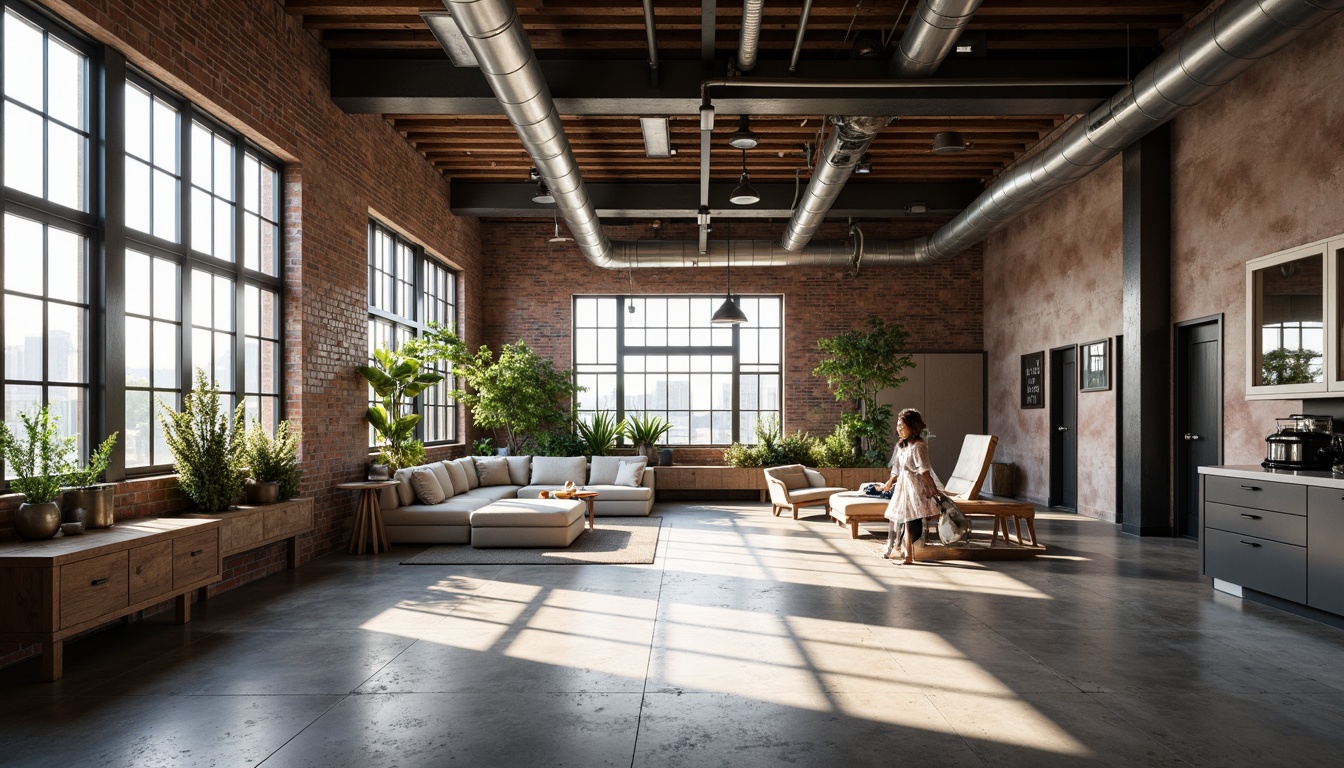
<box><xmin>916</xmin><ymin>0</ymin><xmax>1344</xmax><ymax>264</ymax></box>
<box><xmin>778</xmin><ymin>0</ymin><xmax>980</xmax><ymax>252</ymax></box>
<box><xmin>892</xmin><ymin>0</ymin><xmax>984</xmax><ymax>77</ymax></box>
<box><xmin>598</xmin><ymin>237</ymin><xmax>927</xmax><ymax>269</ymax></box>
<box><xmin>737</xmin><ymin>0</ymin><xmax>765</xmax><ymax>72</ymax></box>
<box><xmin>442</xmin><ymin>0</ymin><xmax>612</xmax><ymax>265</ymax></box>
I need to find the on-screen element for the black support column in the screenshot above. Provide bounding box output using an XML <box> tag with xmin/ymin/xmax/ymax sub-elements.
<box><xmin>98</xmin><ymin>47</ymin><xmax>128</xmax><ymax>481</ymax></box>
<box><xmin>1121</xmin><ymin>124</ymin><xmax>1172</xmax><ymax>536</ymax></box>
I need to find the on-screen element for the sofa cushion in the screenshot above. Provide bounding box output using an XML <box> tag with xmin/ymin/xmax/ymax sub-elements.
<box><xmin>588</xmin><ymin>456</ymin><xmax>627</xmax><ymax>485</ymax></box>
<box><xmin>411</xmin><ymin>469</ymin><xmax>447</xmax><ymax>505</ymax></box>
<box><xmin>506</xmin><ymin>455</ymin><xmax>531</xmax><ymax>485</ymax></box>
<box><xmin>469</xmin><ymin>498</ymin><xmax>586</xmax><ymax>528</ymax></box>
<box><xmin>531</xmin><ymin>455</ymin><xmax>588</xmax><ymax>486</ymax></box>
<box><xmin>614</xmin><ymin>459</ymin><xmax>645</xmax><ymax>487</ymax></box>
<box><xmin>382</xmin><ymin>500</ymin><xmax>481</xmax><ymax>527</ymax></box>
<box><xmin>458</xmin><ymin>484</ymin><xmax>519</xmax><ymax>503</ymax></box>
<box><xmin>770</xmin><ymin>465</ymin><xmax>809</xmax><ymax>491</ymax></box>
<box><xmin>789</xmin><ymin>487</ymin><xmax>839</xmax><ymax>504</ymax></box>
<box><xmin>451</xmin><ymin>457</ymin><xmax>479</xmax><ymax>489</ymax></box>
<box><xmin>392</xmin><ymin>468</ymin><xmax>417</xmax><ymax>506</ymax></box>
<box><xmin>442</xmin><ymin>459</ymin><xmax>470</xmax><ymax>495</ymax></box>
<box><xmin>475</xmin><ymin>456</ymin><xmax>511</xmax><ymax>486</ymax></box>
<box><xmin>429</xmin><ymin>462</ymin><xmax>456</xmax><ymax>498</ymax></box>
<box><xmin>379</xmin><ymin>484</ymin><xmax>400</xmax><ymax>511</ymax></box>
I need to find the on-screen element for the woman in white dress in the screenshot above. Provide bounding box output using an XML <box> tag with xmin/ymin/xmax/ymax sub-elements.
<box><xmin>876</xmin><ymin>408</ymin><xmax>941</xmax><ymax>564</ymax></box>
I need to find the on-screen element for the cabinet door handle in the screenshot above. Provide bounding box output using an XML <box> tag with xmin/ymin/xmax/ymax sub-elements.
<box><xmin>1240</xmin><ymin>513</ymin><xmax>1262</xmax><ymax>520</ymax></box>
<box><xmin>1240</xmin><ymin>485</ymin><xmax>1262</xmax><ymax>491</ymax></box>
<box><xmin>1238</xmin><ymin>540</ymin><xmax>1262</xmax><ymax>548</ymax></box>
<box><xmin>90</xmin><ymin>577</ymin><xmax>109</xmax><ymax>586</ymax></box>
<box><xmin>190</xmin><ymin>549</ymin><xmax>205</xmax><ymax>557</ymax></box>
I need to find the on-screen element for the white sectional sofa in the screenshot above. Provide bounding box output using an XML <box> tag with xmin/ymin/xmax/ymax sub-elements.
<box><xmin>379</xmin><ymin>455</ymin><xmax>656</xmax><ymax>545</ymax></box>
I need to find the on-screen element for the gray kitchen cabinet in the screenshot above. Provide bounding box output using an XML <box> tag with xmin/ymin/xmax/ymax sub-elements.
<box><xmin>1307</xmin><ymin>487</ymin><xmax>1344</xmax><ymax>615</ymax></box>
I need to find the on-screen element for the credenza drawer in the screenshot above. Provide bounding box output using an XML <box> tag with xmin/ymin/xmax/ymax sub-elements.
<box><xmin>1204</xmin><ymin>475</ymin><xmax>1304</xmax><ymax>515</ymax></box>
<box><xmin>173</xmin><ymin>529</ymin><xmax>220</xmax><ymax>588</ymax></box>
<box><xmin>223</xmin><ymin>510</ymin><xmax>265</xmax><ymax>553</ymax></box>
<box><xmin>1205</xmin><ymin>528</ymin><xmax>1306</xmax><ymax>603</ymax></box>
<box><xmin>265</xmin><ymin>502</ymin><xmax>312</xmax><ymax>539</ymax></box>
<box><xmin>1206</xmin><ymin>502</ymin><xmax>1306</xmax><ymax>546</ymax></box>
<box><xmin>60</xmin><ymin>552</ymin><xmax>129</xmax><ymax>629</ymax></box>
<box><xmin>129</xmin><ymin>540</ymin><xmax>173</xmax><ymax>604</ymax></box>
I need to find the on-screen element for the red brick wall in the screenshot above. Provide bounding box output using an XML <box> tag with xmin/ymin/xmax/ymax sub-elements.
<box><xmin>0</xmin><ymin>0</ymin><xmax>482</xmax><ymax>666</ymax></box>
<box><xmin>480</xmin><ymin>218</ymin><xmax>984</xmax><ymax>456</ymax></box>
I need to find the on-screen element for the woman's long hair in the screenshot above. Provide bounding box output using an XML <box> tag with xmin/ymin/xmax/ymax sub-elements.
<box><xmin>896</xmin><ymin>408</ymin><xmax>928</xmax><ymax>448</ymax></box>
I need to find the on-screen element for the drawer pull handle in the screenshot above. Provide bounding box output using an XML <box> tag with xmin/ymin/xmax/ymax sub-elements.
<box><xmin>1240</xmin><ymin>513</ymin><xmax>1262</xmax><ymax>520</ymax></box>
<box><xmin>190</xmin><ymin>549</ymin><xmax>205</xmax><ymax>557</ymax></box>
<box><xmin>1240</xmin><ymin>485</ymin><xmax>1262</xmax><ymax>491</ymax></box>
<box><xmin>1239</xmin><ymin>540</ymin><xmax>1262</xmax><ymax>548</ymax></box>
<box><xmin>90</xmin><ymin>577</ymin><xmax>109</xmax><ymax>586</ymax></box>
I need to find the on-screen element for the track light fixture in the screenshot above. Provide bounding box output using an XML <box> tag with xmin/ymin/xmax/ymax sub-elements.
<box><xmin>931</xmin><ymin>131</ymin><xmax>967</xmax><ymax>155</ymax></box>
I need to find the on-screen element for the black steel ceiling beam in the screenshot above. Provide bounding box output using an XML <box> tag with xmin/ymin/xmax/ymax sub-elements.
<box><xmin>332</xmin><ymin>57</ymin><xmax>1128</xmax><ymax>116</ymax></box>
<box><xmin>449</xmin><ymin>181</ymin><xmax>983</xmax><ymax>219</ymax></box>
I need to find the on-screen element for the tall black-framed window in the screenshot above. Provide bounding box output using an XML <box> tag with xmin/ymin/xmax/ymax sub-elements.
<box><xmin>573</xmin><ymin>295</ymin><xmax>782</xmax><ymax>445</ymax></box>
<box><xmin>1</xmin><ymin>2</ymin><xmax>286</xmax><ymax>480</ymax></box>
<box><xmin>2</xmin><ymin>3</ymin><xmax>95</xmax><ymax>465</ymax></box>
<box><xmin>367</xmin><ymin>220</ymin><xmax>457</xmax><ymax>446</ymax></box>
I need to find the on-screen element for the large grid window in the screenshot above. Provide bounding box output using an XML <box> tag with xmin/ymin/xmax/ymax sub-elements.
<box><xmin>367</xmin><ymin>221</ymin><xmax>457</xmax><ymax>446</ymax></box>
<box><xmin>2</xmin><ymin>2</ymin><xmax>286</xmax><ymax>480</ymax></box>
<box><xmin>574</xmin><ymin>296</ymin><xmax>782</xmax><ymax>445</ymax></box>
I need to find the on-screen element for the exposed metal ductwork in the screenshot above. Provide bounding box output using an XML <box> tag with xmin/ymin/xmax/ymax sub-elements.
<box><xmin>915</xmin><ymin>0</ymin><xmax>1344</xmax><ymax>264</ymax></box>
<box><xmin>778</xmin><ymin>0</ymin><xmax>980</xmax><ymax>252</ymax></box>
<box><xmin>892</xmin><ymin>0</ymin><xmax>984</xmax><ymax>78</ymax></box>
<box><xmin>599</xmin><ymin>237</ymin><xmax>926</xmax><ymax>269</ymax></box>
<box><xmin>736</xmin><ymin>0</ymin><xmax>765</xmax><ymax>72</ymax></box>
<box><xmin>441</xmin><ymin>0</ymin><xmax>613</xmax><ymax>265</ymax></box>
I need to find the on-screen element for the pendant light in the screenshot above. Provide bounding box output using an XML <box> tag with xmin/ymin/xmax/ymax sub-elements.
<box><xmin>711</xmin><ymin>243</ymin><xmax>748</xmax><ymax>324</ymax></box>
<box><xmin>729</xmin><ymin>149</ymin><xmax>760</xmax><ymax>206</ymax></box>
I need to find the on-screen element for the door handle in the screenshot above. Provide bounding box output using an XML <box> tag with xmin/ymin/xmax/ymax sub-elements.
<box><xmin>1057</xmin><ymin>426</ymin><xmax>1068</xmax><ymax>432</ymax></box>
<box><xmin>1184</xmin><ymin>433</ymin><xmax>1201</xmax><ymax>441</ymax></box>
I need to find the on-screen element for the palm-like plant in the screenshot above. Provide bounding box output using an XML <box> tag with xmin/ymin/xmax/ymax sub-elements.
<box><xmin>621</xmin><ymin>412</ymin><xmax>673</xmax><ymax>462</ymax></box>
<box><xmin>575</xmin><ymin>411</ymin><xmax>622</xmax><ymax>457</ymax></box>
<box><xmin>357</xmin><ymin>347</ymin><xmax>444</xmax><ymax>469</ymax></box>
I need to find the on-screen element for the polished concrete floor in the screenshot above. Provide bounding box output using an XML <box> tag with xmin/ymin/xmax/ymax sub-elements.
<box><xmin>3</xmin><ymin>501</ymin><xmax>1344</xmax><ymax>767</ymax></box>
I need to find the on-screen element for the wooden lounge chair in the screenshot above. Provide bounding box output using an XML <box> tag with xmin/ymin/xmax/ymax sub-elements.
<box><xmin>942</xmin><ymin>434</ymin><xmax>1039</xmax><ymax>547</ymax></box>
<box><xmin>763</xmin><ymin>464</ymin><xmax>849</xmax><ymax>520</ymax></box>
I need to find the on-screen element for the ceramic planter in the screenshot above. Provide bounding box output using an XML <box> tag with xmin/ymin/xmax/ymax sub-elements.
<box><xmin>13</xmin><ymin>501</ymin><xmax>61</xmax><ymax>540</ymax></box>
<box><xmin>244</xmin><ymin>481</ymin><xmax>280</xmax><ymax>505</ymax></box>
<box><xmin>61</xmin><ymin>484</ymin><xmax>115</xmax><ymax>528</ymax></box>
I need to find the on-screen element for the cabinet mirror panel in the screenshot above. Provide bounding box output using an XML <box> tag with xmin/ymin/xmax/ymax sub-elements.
<box><xmin>1251</xmin><ymin>252</ymin><xmax>1323</xmax><ymax>387</ymax></box>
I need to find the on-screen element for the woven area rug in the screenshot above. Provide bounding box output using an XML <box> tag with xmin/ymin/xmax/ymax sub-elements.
<box><xmin>400</xmin><ymin>517</ymin><xmax>662</xmax><ymax>565</ymax></box>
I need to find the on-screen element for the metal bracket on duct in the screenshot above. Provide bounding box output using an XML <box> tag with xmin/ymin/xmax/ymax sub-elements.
<box><xmin>778</xmin><ymin>0</ymin><xmax>982</xmax><ymax>252</ymax></box>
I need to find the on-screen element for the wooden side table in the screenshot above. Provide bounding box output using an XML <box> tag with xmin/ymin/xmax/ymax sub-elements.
<box><xmin>338</xmin><ymin>481</ymin><xmax>399</xmax><ymax>554</ymax></box>
<box><xmin>548</xmin><ymin>489</ymin><xmax>598</xmax><ymax>530</ymax></box>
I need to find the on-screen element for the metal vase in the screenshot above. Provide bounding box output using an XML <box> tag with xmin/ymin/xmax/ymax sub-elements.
<box><xmin>244</xmin><ymin>481</ymin><xmax>280</xmax><ymax>505</ymax></box>
<box><xmin>61</xmin><ymin>485</ymin><xmax>115</xmax><ymax>528</ymax></box>
<box><xmin>13</xmin><ymin>501</ymin><xmax>62</xmax><ymax>540</ymax></box>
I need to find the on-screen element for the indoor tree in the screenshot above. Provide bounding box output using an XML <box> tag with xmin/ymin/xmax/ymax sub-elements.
<box><xmin>357</xmin><ymin>346</ymin><xmax>444</xmax><ymax>469</ymax></box>
<box><xmin>812</xmin><ymin>315</ymin><xmax>915</xmax><ymax>463</ymax></box>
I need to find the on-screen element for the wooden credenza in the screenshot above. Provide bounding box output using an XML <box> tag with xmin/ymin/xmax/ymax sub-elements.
<box><xmin>183</xmin><ymin>497</ymin><xmax>314</xmax><ymax>568</ymax></box>
<box><xmin>0</xmin><ymin>517</ymin><xmax>222</xmax><ymax>680</ymax></box>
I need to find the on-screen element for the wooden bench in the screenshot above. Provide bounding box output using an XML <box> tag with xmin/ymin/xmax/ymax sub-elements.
<box><xmin>943</xmin><ymin>435</ymin><xmax>1040</xmax><ymax>550</ymax></box>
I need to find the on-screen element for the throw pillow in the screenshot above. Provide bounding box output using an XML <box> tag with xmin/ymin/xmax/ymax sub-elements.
<box><xmin>530</xmin><ymin>455</ymin><xmax>588</xmax><ymax>486</ymax></box>
<box><xmin>410</xmin><ymin>469</ymin><xmax>447</xmax><ymax>505</ymax></box>
<box><xmin>506</xmin><ymin>455</ymin><xmax>532</xmax><ymax>486</ymax></box>
<box><xmin>442</xmin><ymin>459</ymin><xmax>470</xmax><ymax>496</ymax></box>
<box><xmin>393</xmin><ymin>468</ymin><xmax>416</xmax><ymax>506</ymax></box>
<box><xmin>588</xmin><ymin>455</ymin><xmax>626</xmax><ymax>485</ymax></box>
<box><xmin>614</xmin><ymin>459</ymin><xmax>645</xmax><ymax>487</ymax></box>
<box><xmin>452</xmin><ymin>457</ymin><xmax>480</xmax><ymax>489</ymax></box>
<box><xmin>429</xmin><ymin>462</ymin><xmax>456</xmax><ymax>499</ymax></box>
<box><xmin>475</xmin><ymin>456</ymin><xmax>512</xmax><ymax>486</ymax></box>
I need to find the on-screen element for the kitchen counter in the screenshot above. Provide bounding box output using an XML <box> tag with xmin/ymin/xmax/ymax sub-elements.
<box><xmin>1199</xmin><ymin>464</ymin><xmax>1344</xmax><ymax>490</ymax></box>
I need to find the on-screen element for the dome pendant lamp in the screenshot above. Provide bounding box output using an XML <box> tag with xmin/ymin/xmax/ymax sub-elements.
<box><xmin>711</xmin><ymin>246</ymin><xmax>749</xmax><ymax>324</ymax></box>
<box><xmin>729</xmin><ymin>149</ymin><xmax>760</xmax><ymax>206</ymax></box>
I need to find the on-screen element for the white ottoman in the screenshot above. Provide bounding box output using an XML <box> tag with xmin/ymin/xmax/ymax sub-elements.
<box><xmin>469</xmin><ymin>498</ymin><xmax>588</xmax><ymax>548</ymax></box>
<box><xmin>828</xmin><ymin>491</ymin><xmax>890</xmax><ymax>539</ymax></box>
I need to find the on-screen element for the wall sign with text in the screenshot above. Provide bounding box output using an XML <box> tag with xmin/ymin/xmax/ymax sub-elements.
<box><xmin>1021</xmin><ymin>351</ymin><xmax>1045</xmax><ymax>408</ymax></box>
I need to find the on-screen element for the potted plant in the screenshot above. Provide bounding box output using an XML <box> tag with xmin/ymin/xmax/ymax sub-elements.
<box><xmin>0</xmin><ymin>406</ymin><xmax>76</xmax><ymax>540</ymax></box>
<box><xmin>621</xmin><ymin>412</ymin><xmax>672</xmax><ymax>463</ymax></box>
<box><xmin>61</xmin><ymin>431</ymin><xmax>119</xmax><ymax>528</ymax></box>
<box><xmin>159</xmin><ymin>369</ymin><xmax>247</xmax><ymax>515</ymax></box>
<box><xmin>576</xmin><ymin>411</ymin><xmax>622</xmax><ymax>457</ymax></box>
<box><xmin>813</xmin><ymin>316</ymin><xmax>915</xmax><ymax>464</ymax></box>
<box><xmin>471</xmin><ymin>437</ymin><xmax>494</xmax><ymax>456</ymax></box>
<box><xmin>357</xmin><ymin>346</ymin><xmax>443</xmax><ymax>470</ymax></box>
<box><xmin>241</xmin><ymin>420</ymin><xmax>302</xmax><ymax>505</ymax></box>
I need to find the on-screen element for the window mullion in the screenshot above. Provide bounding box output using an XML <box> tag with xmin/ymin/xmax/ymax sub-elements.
<box><xmin>178</xmin><ymin>104</ymin><xmax>194</xmax><ymax>396</ymax></box>
<box><xmin>232</xmin><ymin>133</ymin><xmax>245</xmax><ymax>415</ymax></box>
<box><xmin>99</xmin><ymin>45</ymin><xmax>128</xmax><ymax>480</ymax></box>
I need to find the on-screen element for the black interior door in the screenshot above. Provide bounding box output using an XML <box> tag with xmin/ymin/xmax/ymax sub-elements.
<box><xmin>1177</xmin><ymin>318</ymin><xmax>1223</xmax><ymax>538</ymax></box>
<box><xmin>1050</xmin><ymin>346</ymin><xmax>1078</xmax><ymax>510</ymax></box>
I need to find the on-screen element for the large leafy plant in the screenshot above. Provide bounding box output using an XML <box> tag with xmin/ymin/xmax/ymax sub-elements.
<box><xmin>357</xmin><ymin>346</ymin><xmax>444</xmax><ymax>469</ymax></box>
<box><xmin>621</xmin><ymin>412</ymin><xmax>673</xmax><ymax>461</ymax></box>
<box><xmin>575</xmin><ymin>411</ymin><xmax>622</xmax><ymax>457</ymax></box>
<box><xmin>812</xmin><ymin>316</ymin><xmax>914</xmax><ymax>459</ymax></box>
<box><xmin>159</xmin><ymin>370</ymin><xmax>247</xmax><ymax>514</ymax></box>
<box><xmin>0</xmin><ymin>406</ymin><xmax>76</xmax><ymax>504</ymax></box>
<box><xmin>242</xmin><ymin>421</ymin><xmax>303</xmax><ymax>500</ymax></box>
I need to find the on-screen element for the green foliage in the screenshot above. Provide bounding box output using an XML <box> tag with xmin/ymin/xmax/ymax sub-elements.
<box><xmin>575</xmin><ymin>411</ymin><xmax>622</xmax><ymax>457</ymax></box>
<box><xmin>243</xmin><ymin>421</ymin><xmax>303</xmax><ymax>500</ymax></box>
<box><xmin>531</xmin><ymin>429</ymin><xmax>587</xmax><ymax>457</ymax></box>
<box><xmin>722</xmin><ymin>416</ymin><xmax>823</xmax><ymax>468</ymax></box>
<box><xmin>358</xmin><ymin>346</ymin><xmax>444</xmax><ymax>469</ymax></box>
<box><xmin>407</xmin><ymin>325</ymin><xmax>581</xmax><ymax>454</ymax></box>
<box><xmin>471</xmin><ymin>437</ymin><xmax>495</xmax><ymax>456</ymax></box>
<box><xmin>159</xmin><ymin>370</ymin><xmax>247</xmax><ymax>514</ymax></box>
<box><xmin>0</xmin><ymin>406</ymin><xmax>76</xmax><ymax>503</ymax></box>
<box><xmin>815</xmin><ymin>423</ymin><xmax>858</xmax><ymax>468</ymax></box>
<box><xmin>377</xmin><ymin>440</ymin><xmax>425</xmax><ymax>470</ymax></box>
<box><xmin>722</xmin><ymin>442</ymin><xmax>762</xmax><ymax>468</ymax></box>
<box><xmin>813</xmin><ymin>316</ymin><xmax>914</xmax><ymax>456</ymax></box>
<box><xmin>1261</xmin><ymin>347</ymin><xmax>1320</xmax><ymax>385</ymax></box>
<box><xmin>621</xmin><ymin>412</ymin><xmax>673</xmax><ymax>449</ymax></box>
<box><xmin>62</xmin><ymin>432</ymin><xmax>118</xmax><ymax>488</ymax></box>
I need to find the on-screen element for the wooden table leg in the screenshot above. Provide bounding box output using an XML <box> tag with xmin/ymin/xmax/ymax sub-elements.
<box><xmin>42</xmin><ymin>640</ymin><xmax>63</xmax><ymax>681</ymax></box>
<box><xmin>1024</xmin><ymin>517</ymin><xmax>1038</xmax><ymax>546</ymax></box>
<box><xmin>850</xmin><ymin>520</ymin><xmax>860</xmax><ymax>539</ymax></box>
<box><xmin>586</xmin><ymin>498</ymin><xmax>595</xmax><ymax>530</ymax></box>
<box><xmin>176</xmin><ymin>592</ymin><xmax>191</xmax><ymax>624</ymax></box>
<box><xmin>286</xmin><ymin>536</ymin><xmax>298</xmax><ymax>568</ymax></box>
<box><xmin>373</xmin><ymin>493</ymin><xmax>390</xmax><ymax>553</ymax></box>
<box><xmin>348</xmin><ymin>492</ymin><xmax>368</xmax><ymax>554</ymax></box>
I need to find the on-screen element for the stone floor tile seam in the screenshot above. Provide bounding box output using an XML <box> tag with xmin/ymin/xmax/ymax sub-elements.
<box><xmin>251</xmin><ymin>692</ymin><xmax>356</xmax><ymax>768</ymax></box>
<box><xmin>1076</xmin><ymin>691</ymin><xmax>1202</xmax><ymax>767</ymax></box>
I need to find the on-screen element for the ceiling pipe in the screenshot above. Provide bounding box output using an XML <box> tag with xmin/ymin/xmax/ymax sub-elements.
<box><xmin>788</xmin><ymin>0</ymin><xmax>815</xmax><ymax>74</ymax></box>
<box><xmin>642</xmin><ymin>0</ymin><xmax>660</xmax><ymax>87</ymax></box>
<box><xmin>599</xmin><ymin>237</ymin><xmax>925</xmax><ymax>269</ymax></box>
<box><xmin>779</xmin><ymin>0</ymin><xmax>981</xmax><ymax>252</ymax></box>
<box><xmin>915</xmin><ymin>0</ymin><xmax>1344</xmax><ymax>264</ymax></box>
<box><xmin>736</xmin><ymin>0</ymin><xmax>765</xmax><ymax>72</ymax></box>
<box><xmin>440</xmin><ymin>0</ymin><xmax>613</xmax><ymax>266</ymax></box>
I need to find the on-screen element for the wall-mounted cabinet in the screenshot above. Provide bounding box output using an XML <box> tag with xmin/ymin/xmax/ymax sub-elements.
<box><xmin>1246</xmin><ymin>234</ymin><xmax>1344</xmax><ymax>399</ymax></box>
